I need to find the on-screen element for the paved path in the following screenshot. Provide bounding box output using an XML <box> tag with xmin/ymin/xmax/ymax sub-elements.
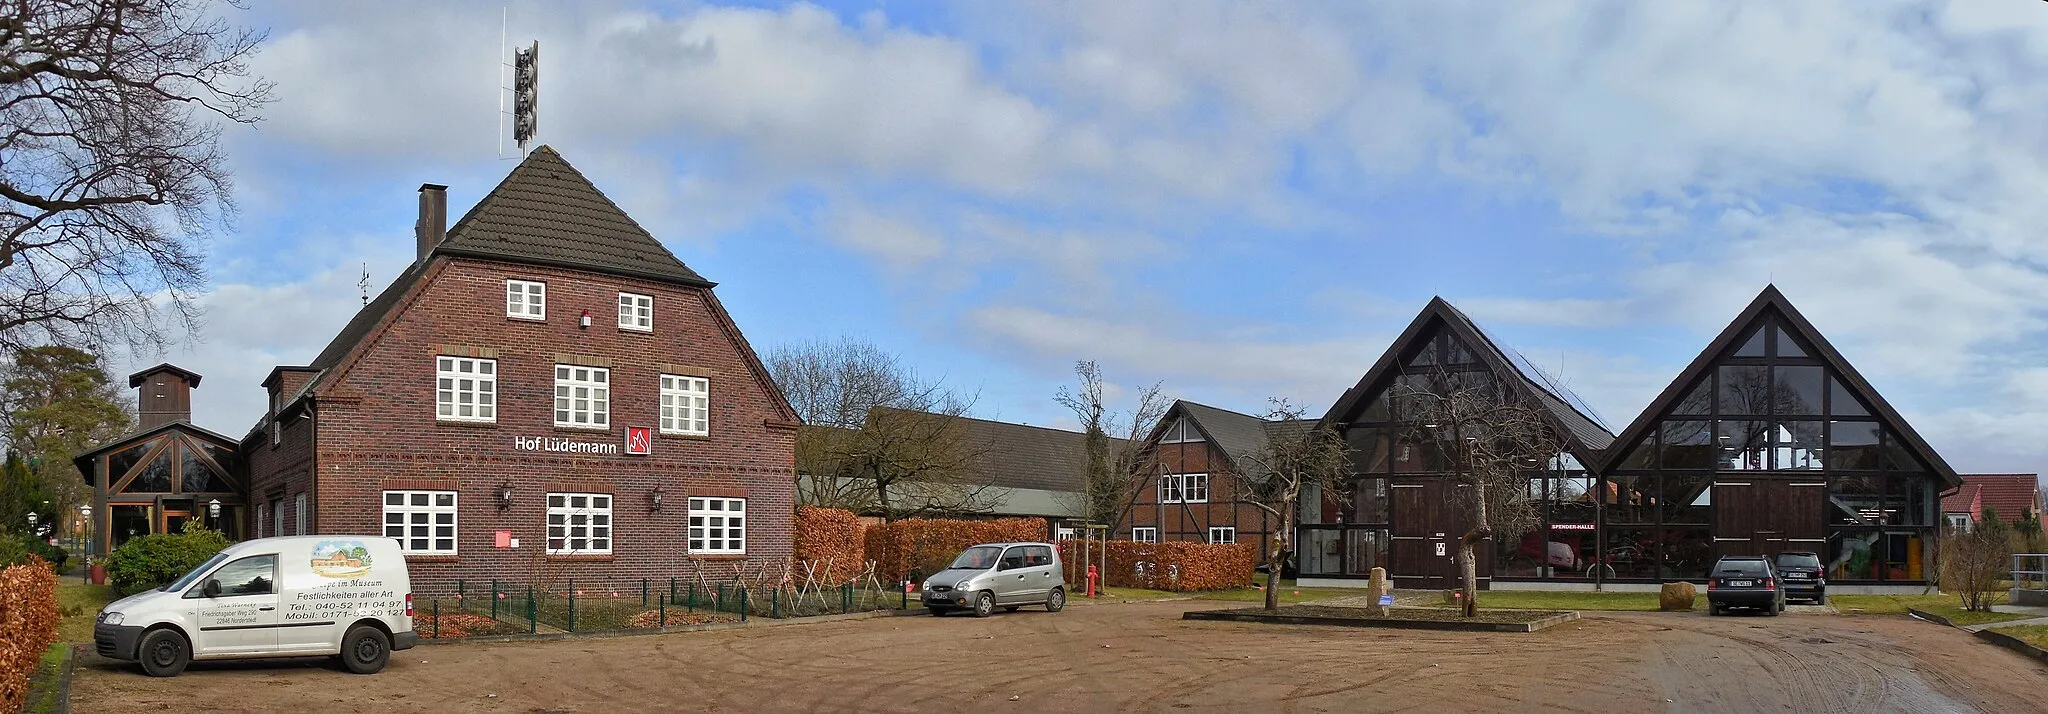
<box><xmin>71</xmin><ymin>600</ymin><xmax>2047</xmax><ymax>713</ymax></box>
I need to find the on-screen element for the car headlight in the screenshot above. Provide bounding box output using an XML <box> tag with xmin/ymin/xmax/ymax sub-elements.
<box><xmin>100</xmin><ymin>612</ymin><xmax>123</xmax><ymax>626</ymax></box>
<box><xmin>922</xmin><ymin>580</ymin><xmax>933</xmax><ymax>591</ymax></box>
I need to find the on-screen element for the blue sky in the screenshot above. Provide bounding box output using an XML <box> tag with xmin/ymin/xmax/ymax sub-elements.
<box><xmin>148</xmin><ymin>1</ymin><xmax>2048</xmax><ymax>474</ymax></box>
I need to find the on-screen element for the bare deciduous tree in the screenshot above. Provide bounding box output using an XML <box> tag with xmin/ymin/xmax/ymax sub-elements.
<box><xmin>768</xmin><ymin>337</ymin><xmax>989</xmax><ymax>520</ymax></box>
<box><xmin>0</xmin><ymin>0</ymin><xmax>273</xmax><ymax>352</ymax></box>
<box><xmin>1940</xmin><ymin>507</ymin><xmax>2015</xmax><ymax>613</ymax></box>
<box><xmin>1238</xmin><ymin>400</ymin><xmax>1350</xmax><ymax>612</ymax></box>
<box><xmin>1397</xmin><ymin>368</ymin><xmax>1562</xmax><ymax>617</ymax></box>
<box><xmin>1054</xmin><ymin>360</ymin><xmax>1167</xmax><ymax>529</ymax></box>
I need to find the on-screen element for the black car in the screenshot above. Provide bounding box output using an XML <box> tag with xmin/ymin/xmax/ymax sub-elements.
<box><xmin>1706</xmin><ymin>555</ymin><xmax>1786</xmax><ymax>616</ymax></box>
<box><xmin>1772</xmin><ymin>552</ymin><xmax>1826</xmax><ymax>605</ymax></box>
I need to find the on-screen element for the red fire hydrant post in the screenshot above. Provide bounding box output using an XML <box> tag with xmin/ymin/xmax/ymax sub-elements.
<box><xmin>1086</xmin><ymin>564</ymin><xmax>1099</xmax><ymax>598</ymax></box>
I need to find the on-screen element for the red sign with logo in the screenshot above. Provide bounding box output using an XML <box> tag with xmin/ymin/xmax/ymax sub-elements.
<box><xmin>625</xmin><ymin>427</ymin><xmax>652</xmax><ymax>456</ymax></box>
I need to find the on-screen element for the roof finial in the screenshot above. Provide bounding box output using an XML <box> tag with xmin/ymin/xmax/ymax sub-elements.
<box><xmin>359</xmin><ymin>263</ymin><xmax>371</xmax><ymax>306</ymax></box>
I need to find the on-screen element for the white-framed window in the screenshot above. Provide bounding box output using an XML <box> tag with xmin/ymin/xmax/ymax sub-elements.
<box><xmin>436</xmin><ymin>357</ymin><xmax>497</xmax><ymax>422</ymax></box>
<box><xmin>1159</xmin><ymin>473</ymin><xmax>1209</xmax><ymax>504</ymax></box>
<box><xmin>546</xmin><ymin>493</ymin><xmax>612</xmax><ymax>554</ymax></box>
<box><xmin>1131</xmin><ymin>527</ymin><xmax>1158</xmax><ymax>543</ymax></box>
<box><xmin>688</xmin><ymin>497</ymin><xmax>745</xmax><ymax>554</ymax></box>
<box><xmin>271</xmin><ymin>498</ymin><xmax>284</xmax><ymax>537</ymax></box>
<box><xmin>256</xmin><ymin>502</ymin><xmax>266</xmax><ymax>538</ymax></box>
<box><xmin>507</xmin><ymin>280</ymin><xmax>545</xmax><ymax>320</ymax></box>
<box><xmin>269</xmin><ymin>420</ymin><xmax>279</xmax><ymax>446</ymax></box>
<box><xmin>294</xmin><ymin>493</ymin><xmax>308</xmax><ymax>535</ymax></box>
<box><xmin>1055</xmin><ymin>526</ymin><xmax>1077</xmax><ymax>541</ymax></box>
<box><xmin>660</xmin><ymin>375</ymin><xmax>709</xmax><ymax>435</ymax></box>
<box><xmin>1946</xmin><ymin>513</ymin><xmax>1971</xmax><ymax>531</ymax></box>
<box><xmin>553</xmin><ymin>365</ymin><xmax>610</xmax><ymax>428</ymax></box>
<box><xmin>383</xmin><ymin>491</ymin><xmax>458</xmax><ymax>554</ymax></box>
<box><xmin>617</xmin><ymin>292</ymin><xmax>652</xmax><ymax>331</ymax></box>
<box><xmin>1208</xmin><ymin>527</ymin><xmax>1236</xmax><ymax>544</ymax></box>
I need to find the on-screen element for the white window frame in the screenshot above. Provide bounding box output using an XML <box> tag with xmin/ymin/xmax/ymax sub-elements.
<box><xmin>546</xmin><ymin>493</ymin><xmax>613</xmax><ymax>555</ymax></box>
<box><xmin>256</xmin><ymin>502</ymin><xmax>266</xmax><ymax>538</ymax></box>
<box><xmin>553</xmin><ymin>365</ymin><xmax>610</xmax><ymax>428</ymax></box>
<box><xmin>383</xmin><ymin>490</ymin><xmax>458</xmax><ymax>554</ymax></box>
<box><xmin>688</xmin><ymin>497</ymin><xmax>746</xmax><ymax>555</ymax></box>
<box><xmin>1131</xmin><ymin>527</ymin><xmax>1158</xmax><ymax>543</ymax></box>
<box><xmin>617</xmin><ymin>292</ymin><xmax>652</xmax><ymax>332</ymax></box>
<box><xmin>294</xmin><ymin>493</ymin><xmax>308</xmax><ymax>535</ymax></box>
<box><xmin>660</xmin><ymin>375</ymin><xmax>709</xmax><ymax>436</ymax></box>
<box><xmin>1208</xmin><ymin>526</ymin><xmax>1236</xmax><ymax>544</ymax></box>
<box><xmin>1159</xmin><ymin>473</ymin><xmax>1209</xmax><ymax>504</ymax></box>
<box><xmin>506</xmin><ymin>280</ymin><xmax>545</xmax><ymax>320</ymax></box>
<box><xmin>436</xmin><ymin>357</ymin><xmax>498</xmax><ymax>423</ymax></box>
<box><xmin>271</xmin><ymin>498</ymin><xmax>284</xmax><ymax>537</ymax></box>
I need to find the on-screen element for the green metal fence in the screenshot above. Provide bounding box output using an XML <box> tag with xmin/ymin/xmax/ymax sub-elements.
<box><xmin>412</xmin><ymin>577</ymin><xmax>909</xmax><ymax>639</ymax></box>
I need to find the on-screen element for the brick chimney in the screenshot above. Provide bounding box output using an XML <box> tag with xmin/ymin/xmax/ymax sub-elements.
<box><xmin>128</xmin><ymin>364</ymin><xmax>202</xmax><ymax>430</ymax></box>
<box><xmin>416</xmin><ymin>183</ymin><xmax>448</xmax><ymax>260</ymax></box>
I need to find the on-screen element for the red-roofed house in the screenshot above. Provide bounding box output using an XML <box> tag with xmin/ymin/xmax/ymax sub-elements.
<box><xmin>1941</xmin><ymin>474</ymin><xmax>2041</xmax><ymax>531</ymax></box>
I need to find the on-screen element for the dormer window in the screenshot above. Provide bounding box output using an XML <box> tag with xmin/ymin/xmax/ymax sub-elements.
<box><xmin>617</xmin><ymin>292</ymin><xmax>652</xmax><ymax>332</ymax></box>
<box><xmin>507</xmin><ymin>280</ymin><xmax>545</xmax><ymax>320</ymax></box>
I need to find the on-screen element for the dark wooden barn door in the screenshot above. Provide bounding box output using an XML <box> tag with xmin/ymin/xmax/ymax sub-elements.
<box><xmin>1391</xmin><ymin>479</ymin><xmax>1482</xmax><ymax>588</ymax></box>
<box><xmin>1714</xmin><ymin>478</ymin><xmax>1825</xmax><ymax>560</ymax></box>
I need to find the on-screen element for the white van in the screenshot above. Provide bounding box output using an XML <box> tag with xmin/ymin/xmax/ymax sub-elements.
<box><xmin>93</xmin><ymin>535</ymin><xmax>417</xmax><ymax>676</ymax></box>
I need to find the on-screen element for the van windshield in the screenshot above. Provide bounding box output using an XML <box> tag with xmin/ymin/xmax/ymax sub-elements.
<box><xmin>948</xmin><ymin>546</ymin><xmax>1003</xmax><ymax>570</ymax></box>
<box><xmin>162</xmin><ymin>552</ymin><xmax>231</xmax><ymax>593</ymax></box>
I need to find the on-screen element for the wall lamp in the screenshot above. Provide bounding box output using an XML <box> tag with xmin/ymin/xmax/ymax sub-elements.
<box><xmin>497</xmin><ymin>483</ymin><xmax>515</xmax><ymax>510</ymax></box>
<box><xmin>649</xmin><ymin>485</ymin><xmax>666</xmax><ymax>512</ymax></box>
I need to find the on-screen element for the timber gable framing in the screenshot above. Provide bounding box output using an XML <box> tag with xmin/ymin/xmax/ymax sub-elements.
<box><xmin>1596</xmin><ymin>285</ymin><xmax>1960</xmax><ymax>488</ymax></box>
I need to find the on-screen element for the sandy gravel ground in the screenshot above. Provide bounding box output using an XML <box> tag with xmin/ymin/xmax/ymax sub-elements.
<box><xmin>70</xmin><ymin>600</ymin><xmax>2045</xmax><ymax>713</ymax></box>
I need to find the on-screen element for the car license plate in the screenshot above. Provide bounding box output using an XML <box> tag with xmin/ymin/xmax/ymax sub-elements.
<box><xmin>1787</xmin><ymin>574</ymin><xmax>1809</xmax><ymax>579</ymax></box>
<box><xmin>1730</xmin><ymin>580</ymin><xmax>1752</xmax><ymax>587</ymax></box>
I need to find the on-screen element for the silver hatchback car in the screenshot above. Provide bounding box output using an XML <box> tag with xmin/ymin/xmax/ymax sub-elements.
<box><xmin>922</xmin><ymin>542</ymin><xmax>1067</xmax><ymax>617</ymax></box>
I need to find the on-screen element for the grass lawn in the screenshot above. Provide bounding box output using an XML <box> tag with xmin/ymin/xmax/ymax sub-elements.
<box><xmin>1992</xmin><ymin>624</ymin><xmax>2048</xmax><ymax>650</ymax></box>
<box><xmin>1829</xmin><ymin>593</ymin><xmax>2031</xmax><ymax>626</ymax></box>
<box><xmin>23</xmin><ymin>644</ymin><xmax>66</xmax><ymax>714</ymax></box>
<box><xmin>1461</xmin><ymin>590</ymin><xmax>1663</xmax><ymax>612</ymax></box>
<box><xmin>1195</xmin><ymin>581</ymin><xmax>1364</xmax><ymax>605</ymax></box>
<box><xmin>58</xmin><ymin>580</ymin><xmax>114</xmax><ymax>643</ymax></box>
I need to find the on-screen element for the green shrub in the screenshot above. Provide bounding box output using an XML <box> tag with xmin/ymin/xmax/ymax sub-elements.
<box><xmin>0</xmin><ymin>534</ymin><xmax>64</xmax><ymax>570</ymax></box>
<box><xmin>105</xmin><ymin>522</ymin><xmax>230</xmax><ymax>596</ymax></box>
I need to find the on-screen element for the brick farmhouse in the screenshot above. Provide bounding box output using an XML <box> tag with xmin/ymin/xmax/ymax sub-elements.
<box><xmin>242</xmin><ymin>146</ymin><xmax>798</xmax><ymax>592</ymax></box>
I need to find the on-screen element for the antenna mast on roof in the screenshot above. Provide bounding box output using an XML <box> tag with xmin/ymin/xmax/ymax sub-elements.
<box><xmin>497</xmin><ymin>7</ymin><xmax>539</xmax><ymax>159</ymax></box>
<box><xmin>359</xmin><ymin>263</ymin><xmax>370</xmax><ymax>306</ymax></box>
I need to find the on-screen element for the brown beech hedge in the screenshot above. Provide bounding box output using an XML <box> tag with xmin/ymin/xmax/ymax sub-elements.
<box><xmin>0</xmin><ymin>556</ymin><xmax>58</xmax><ymax>712</ymax></box>
<box><xmin>1060</xmin><ymin>541</ymin><xmax>1258</xmax><ymax>592</ymax></box>
<box><xmin>793</xmin><ymin>506</ymin><xmax>866</xmax><ymax>585</ymax></box>
<box><xmin>865</xmin><ymin>517</ymin><xmax>1047</xmax><ymax>582</ymax></box>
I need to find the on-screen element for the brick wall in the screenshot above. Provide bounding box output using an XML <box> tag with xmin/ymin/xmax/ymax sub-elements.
<box><xmin>246</xmin><ymin>256</ymin><xmax>796</xmax><ymax>594</ymax></box>
<box><xmin>1124</xmin><ymin>440</ymin><xmax>1277</xmax><ymax>556</ymax></box>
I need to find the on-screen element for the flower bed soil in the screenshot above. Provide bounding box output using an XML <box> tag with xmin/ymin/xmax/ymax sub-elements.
<box><xmin>627</xmin><ymin>610</ymin><xmax>737</xmax><ymax>629</ymax></box>
<box><xmin>1183</xmin><ymin>605</ymin><xmax>1578</xmax><ymax>632</ymax></box>
<box><xmin>415</xmin><ymin>614</ymin><xmax>528</xmax><ymax>639</ymax></box>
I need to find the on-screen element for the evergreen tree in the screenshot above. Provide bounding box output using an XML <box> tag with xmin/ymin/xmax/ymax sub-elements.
<box><xmin>0</xmin><ymin>345</ymin><xmax>133</xmax><ymax>516</ymax></box>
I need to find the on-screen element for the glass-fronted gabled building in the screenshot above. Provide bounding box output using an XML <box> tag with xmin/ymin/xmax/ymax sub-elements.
<box><xmin>1598</xmin><ymin>286</ymin><xmax>1958</xmax><ymax>588</ymax></box>
<box><xmin>1296</xmin><ymin>285</ymin><xmax>1958</xmax><ymax>593</ymax></box>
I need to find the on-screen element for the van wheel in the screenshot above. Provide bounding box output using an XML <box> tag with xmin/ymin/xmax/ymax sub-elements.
<box><xmin>138</xmin><ymin>629</ymin><xmax>190</xmax><ymax>677</ymax></box>
<box><xmin>972</xmin><ymin>592</ymin><xmax>995</xmax><ymax>618</ymax></box>
<box><xmin>340</xmin><ymin>625</ymin><xmax>390</xmax><ymax>674</ymax></box>
<box><xmin>1046</xmin><ymin>587</ymin><xmax>1066</xmax><ymax>613</ymax></box>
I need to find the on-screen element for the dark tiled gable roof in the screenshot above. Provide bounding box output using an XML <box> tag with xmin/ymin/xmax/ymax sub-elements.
<box><xmin>868</xmin><ymin>408</ymin><xmax>1121</xmax><ymax>493</ymax></box>
<box><xmin>289</xmin><ymin>146</ymin><xmax>713</xmax><ymax>401</ymax></box>
<box><xmin>1178</xmin><ymin>401</ymin><xmax>1274</xmax><ymax>466</ymax></box>
<box><xmin>1163</xmin><ymin>400</ymin><xmax>1317</xmax><ymax>477</ymax></box>
<box><xmin>437</xmin><ymin>146</ymin><xmax>712</xmax><ymax>287</ymax></box>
